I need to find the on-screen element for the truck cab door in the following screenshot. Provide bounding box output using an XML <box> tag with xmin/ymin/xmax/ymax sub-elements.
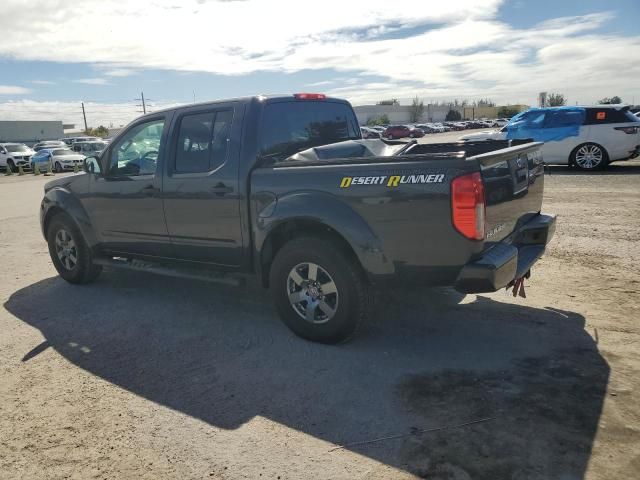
<box><xmin>83</xmin><ymin>115</ymin><xmax>173</xmax><ymax>258</ymax></box>
<box><xmin>162</xmin><ymin>103</ymin><xmax>244</xmax><ymax>266</ymax></box>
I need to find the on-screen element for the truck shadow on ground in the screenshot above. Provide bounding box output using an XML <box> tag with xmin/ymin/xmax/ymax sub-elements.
<box><xmin>5</xmin><ymin>272</ymin><xmax>608</xmax><ymax>479</ymax></box>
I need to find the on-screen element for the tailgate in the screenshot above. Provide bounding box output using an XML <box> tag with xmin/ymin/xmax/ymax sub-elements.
<box><xmin>469</xmin><ymin>142</ymin><xmax>545</xmax><ymax>243</ymax></box>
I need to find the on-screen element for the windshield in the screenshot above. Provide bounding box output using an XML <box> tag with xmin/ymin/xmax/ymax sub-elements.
<box><xmin>259</xmin><ymin>101</ymin><xmax>360</xmax><ymax>160</ymax></box>
<box><xmin>52</xmin><ymin>149</ymin><xmax>74</xmax><ymax>155</ymax></box>
<box><xmin>5</xmin><ymin>144</ymin><xmax>29</xmax><ymax>152</ymax></box>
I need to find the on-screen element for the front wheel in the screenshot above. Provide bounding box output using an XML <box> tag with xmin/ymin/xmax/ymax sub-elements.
<box><xmin>47</xmin><ymin>213</ymin><xmax>102</xmax><ymax>284</ymax></box>
<box><xmin>7</xmin><ymin>160</ymin><xmax>16</xmax><ymax>173</ymax></box>
<box><xmin>54</xmin><ymin>161</ymin><xmax>63</xmax><ymax>173</ymax></box>
<box><xmin>572</xmin><ymin>143</ymin><xmax>608</xmax><ymax>170</ymax></box>
<box><xmin>269</xmin><ymin>237</ymin><xmax>370</xmax><ymax>343</ymax></box>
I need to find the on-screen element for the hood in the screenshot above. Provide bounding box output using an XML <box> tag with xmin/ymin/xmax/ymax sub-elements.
<box><xmin>6</xmin><ymin>148</ymin><xmax>35</xmax><ymax>156</ymax></box>
<box><xmin>44</xmin><ymin>174</ymin><xmax>78</xmax><ymax>192</ymax></box>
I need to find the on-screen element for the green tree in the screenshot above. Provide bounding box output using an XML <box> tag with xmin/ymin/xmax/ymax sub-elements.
<box><xmin>445</xmin><ymin>109</ymin><xmax>462</xmax><ymax>121</ymax></box>
<box><xmin>598</xmin><ymin>96</ymin><xmax>622</xmax><ymax>104</ymax></box>
<box><xmin>497</xmin><ymin>106</ymin><xmax>520</xmax><ymax>118</ymax></box>
<box><xmin>547</xmin><ymin>93</ymin><xmax>566</xmax><ymax>107</ymax></box>
<box><xmin>377</xmin><ymin>99</ymin><xmax>399</xmax><ymax>106</ymax></box>
<box><xmin>366</xmin><ymin>114</ymin><xmax>390</xmax><ymax>126</ymax></box>
<box><xmin>409</xmin><ymin>96</ymin><xmax>424</xmax><ymax>123</ymax></box>
<box><xmin>85</xmin><ymin>125</ymin><xmax>110</xmax><ymax>137</ymax></box>
<box><xmin>475</xmin><ymin>98</ymin><xmax>496</xmax><ymax>107</ymax></box>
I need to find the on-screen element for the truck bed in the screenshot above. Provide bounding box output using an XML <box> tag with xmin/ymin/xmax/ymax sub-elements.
<box><xmin>251</xmin><ymin>139</ymin><xmax>546</xmax><ymax>286</ymax></box>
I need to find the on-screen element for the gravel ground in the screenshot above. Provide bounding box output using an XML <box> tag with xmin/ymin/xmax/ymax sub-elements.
<box><xmin>1</xmin><ymin>154</ymin><xmax>639</xmax><ymax>479</ymax></box>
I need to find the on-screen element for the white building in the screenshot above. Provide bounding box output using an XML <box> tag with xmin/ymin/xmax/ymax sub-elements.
<box><xmin>0</xmin><ymin>121</ymin><xmax>64</xmax><ymax>144</ymax></box>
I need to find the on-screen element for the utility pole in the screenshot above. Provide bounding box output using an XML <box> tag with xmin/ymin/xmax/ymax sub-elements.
<box><xmin>81</xmin><ymin>102</ymin><xmax>88</xmax><ymax>133</ymax></box>
<box><xmin>135</xmin><ymin>91</ymin><xmax>152</xmax><ymax>114</ymax></box>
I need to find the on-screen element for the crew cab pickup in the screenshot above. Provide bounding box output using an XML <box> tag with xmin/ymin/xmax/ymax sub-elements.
<box><xmin>41</xmin><ymin>94</ymin><xmax>556</xmax><ymax>343</ymax></box>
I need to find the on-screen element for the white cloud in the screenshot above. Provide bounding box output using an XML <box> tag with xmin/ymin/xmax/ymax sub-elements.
<box><xmin>0</xmin><ymin>85</ymin><xmax>31</xmax><ymax>95</ymax></box>
<box><xmin>0</xmin><ymin>0</ymin><xmax>638</xmax><ymax>107</ymax></box>
<box><xmin>101</xmin><ymin>68</ymin><xmax>137</xmax><ymax>77</ymax></box>
<box><xmin>74</xmin><ymin>78</ymin><xmax>110</xmax><ymax>85</ymax></box>
<box><xmin>28</xmin><ymin>80</ymin><xmax>55</xmax><ymax>85</ymax></box>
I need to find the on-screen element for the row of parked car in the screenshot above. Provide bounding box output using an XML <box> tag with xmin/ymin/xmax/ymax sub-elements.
<box><xmin>360</xmin><ymin>118</ymin><xmax>510</xmax><ymax>140</ymax></box>
<box><xmin>0</xmin><ymin>136</ymin><xmax>109</xmax><ymax>173</ymax></box>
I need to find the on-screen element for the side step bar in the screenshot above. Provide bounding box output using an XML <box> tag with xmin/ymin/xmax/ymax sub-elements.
<box><xmin>93</xmin><ymin>257</ymin><xmax>244</xmax><ymax>287</ymax></box>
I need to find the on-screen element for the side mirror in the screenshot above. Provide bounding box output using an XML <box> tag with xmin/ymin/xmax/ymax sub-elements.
<box><xmin>84</xmin><ymin>156</ymin><xmax>101</xmax><ymax>174</ymax></box>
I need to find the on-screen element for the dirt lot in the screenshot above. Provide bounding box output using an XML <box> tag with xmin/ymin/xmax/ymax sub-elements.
<box><xmin>1</xmin><ymin>157</ymin><xmax>639</xmax><ymax>479</ymax></box>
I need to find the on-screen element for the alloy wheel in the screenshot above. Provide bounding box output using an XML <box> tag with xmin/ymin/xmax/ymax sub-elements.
<box><xmin>55</xmin><ymin>228</ymin><xmax>78</xmax><ymax>270</ymax></box>
<box><xmin>287</xmin><ymin>262</ymin><xmax>339</xmax><ymax>324</ymax></box>
<box><xmin>575</xmin><ymin>145</ymin><xmax>603</xmax><ymax>169</ymax></box>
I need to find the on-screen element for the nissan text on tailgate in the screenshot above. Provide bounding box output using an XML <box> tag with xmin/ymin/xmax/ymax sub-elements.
<box><xmin>40</xmin><ymin>93</ymin><xmax>556</xmax><ymax>343</ymax></box>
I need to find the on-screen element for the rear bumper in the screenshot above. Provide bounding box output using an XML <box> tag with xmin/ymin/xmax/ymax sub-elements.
<box><xmin>454</xmin><ymin>213</ymin><xmax>556</xmax><ymax>294</ymax></box>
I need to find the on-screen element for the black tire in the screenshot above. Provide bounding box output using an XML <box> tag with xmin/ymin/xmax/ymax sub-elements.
<box><xmin>571</xmin><ymin>142</ymin><xmax>608</xmax><ymax>171</ymax></box>
<box><xmin>7</xmin><ymin>160</ymin><xmax>16</xmax><ymax>173</ymax></box>
<box><xmin>269</xmin><ymin>236</ymin><xmax>370</xmax><ymax>344</ymax></box>
<box><xmin>54</xmin><ymin>161</ymin><xmax>63</xmax><ymax>173</ymax></box>
<box><xmin>47</xmin><ymin>213</ymin><xmax>102</xmax><ymax>284</ymax></box>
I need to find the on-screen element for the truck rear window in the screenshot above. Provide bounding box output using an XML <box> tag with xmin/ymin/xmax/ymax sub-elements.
<box><xmin>259</xmin><ymin>101</ymin><xmax>360</xmax><ymax>160</ymax></box>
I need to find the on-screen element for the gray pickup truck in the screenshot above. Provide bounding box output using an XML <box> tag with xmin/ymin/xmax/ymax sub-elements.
<box><xmin>40</xmin><ymin>93</ymin><xmax>555</xmax><ymax>343</ymax></box>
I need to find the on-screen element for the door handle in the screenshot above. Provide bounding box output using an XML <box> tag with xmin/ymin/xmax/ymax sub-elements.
<box><xmin>211</xmin><ymin>183</ymin><xmax>233</xmax><ymax>195</ymax></box>
<box><xmin>142</xmin><ymin>185</ymin><xmax>160</xmax><ymax>196</ymax></box>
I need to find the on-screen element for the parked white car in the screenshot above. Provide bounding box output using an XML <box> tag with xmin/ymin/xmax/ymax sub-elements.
<box><xmin>31</xmin><ymin>147</ymin><xmax>85</xmax><ymax>172</ymax></box>
<box><xmin>62</xmin><ymin>136</ymin><xmax>100</xmax><ymax>146</ymax></box>
<box><xmin>0</xmin><ymin>143</ymin><xmax>35</xmax><ymax>172</ymax></box>
<box><xmin>71</xmin><ymin>140</ymin><xmax>107</xmax><ymax>156</ymax></box>
<box><xmin>460</xmin><ymin>106</ymin><xmax>640</xmax><ymax>170</ymax></box>
<box><xmin>491</xmin><ymin>118</ymin><xmax>510</xmax><ymax>127</ymax></box>
<box><xmin>33</xmin><ymin>140</ymin><xmax>67</xmax><ymax>152</ymax></box>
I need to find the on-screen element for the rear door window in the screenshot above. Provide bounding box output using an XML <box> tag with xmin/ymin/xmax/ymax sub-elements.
<box><xmin>259</xmin><ymin>101</ymin><xmax>360</xmax><ymax>160</ymax></box>
<box><xmin>585</xmin><ymin>108</ymin><xmax>639</xmax><ymax>125</ymax></box>
<box><xmin>174</xmin><ymin>109</ymin><xmax>232</xmax><ymax>173</ymax></box>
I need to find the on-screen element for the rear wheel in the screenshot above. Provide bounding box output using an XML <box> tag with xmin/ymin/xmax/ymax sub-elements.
<box><xmin>269</xmin><ymin>237</ymin><xmax>370</xmax><ymax>343</ymax></box>
<box><xmin>572</xmin><ymin>143</ymin><xmax>608</xmax><ymax>170</ymax></box>
<box><xmin>47</xmin><ymin>213</ymin><xmax>102</xmax><ymax>284</ymax></box>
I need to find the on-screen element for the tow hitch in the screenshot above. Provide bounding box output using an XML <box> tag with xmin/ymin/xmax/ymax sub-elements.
<box><xmin>506</xmin><ymin>270</ymin><xmax>531</xmax><ymax>298</ymax></box>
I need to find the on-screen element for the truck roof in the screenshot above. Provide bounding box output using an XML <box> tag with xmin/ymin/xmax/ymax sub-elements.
<box><xmin>138</xmin><ymin>94</ymin><xmax>350</xmax><ymax>118</ymax></box>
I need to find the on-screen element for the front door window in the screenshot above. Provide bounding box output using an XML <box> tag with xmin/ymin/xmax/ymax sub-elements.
<box><xmin>108</xmin><ymin>118</ymin><xmax>165</xmax><ymax>177</ymax></box>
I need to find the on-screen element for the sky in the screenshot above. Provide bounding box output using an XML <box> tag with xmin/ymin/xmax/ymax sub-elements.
<box><xmin>0</xmin><ymin>0</ymin><xmax>638</xmax><ymax>128</ymax></box>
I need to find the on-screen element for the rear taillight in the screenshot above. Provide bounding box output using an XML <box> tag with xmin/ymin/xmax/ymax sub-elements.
<box><xmin>614</xmin><ymin>126</ymin><xmax>639</xmax><ymax>134</ymax></box>
<box><xmin>294</xmin><ymin>93</ymin><xmax>326</xmax><ymax>100</ymax></box>
<box><xmin>451</xmin><ymin>172</ymin><xmax>485</xmax><ymax>241</ymax></box>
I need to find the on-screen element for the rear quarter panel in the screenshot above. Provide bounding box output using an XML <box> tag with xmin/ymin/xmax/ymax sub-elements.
<box><xmin>588</xmin><ymin>123</ymin><xmax>640</xmax><ymax>161</ymax></box>
<box><xmin>251</xmin><ymin>158</ymin><xmax>484</xmax><ymax>285</ymax></box>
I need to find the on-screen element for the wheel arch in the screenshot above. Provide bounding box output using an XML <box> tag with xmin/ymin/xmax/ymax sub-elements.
<box><xmin>255</xmin><ymin>192</ymin><xmax>393</xmax><ymax>288</ymax></box>
<box><xmin>42</xmin><ymin>187</ymin><xmax>98</xmax><ymax>249</ymax></box>
<box><xmin>569</xmin><ymin>141</ymin><xmax>609</xmax><ymax>167</ymax></box>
